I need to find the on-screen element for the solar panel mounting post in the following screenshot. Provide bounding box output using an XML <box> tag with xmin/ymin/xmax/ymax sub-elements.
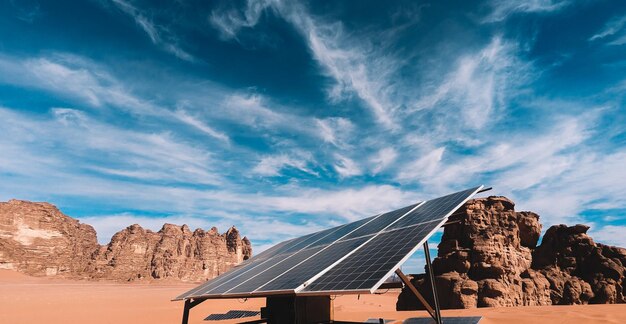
<box><xmin>181</xmin><ymin>298</ymin><xmax>207</xmax><ymax>324</ymax></box>
<box><xmin>424</xmin><ymin>241</ymin><xmax>443</xmax><ymax>324</ymax></box>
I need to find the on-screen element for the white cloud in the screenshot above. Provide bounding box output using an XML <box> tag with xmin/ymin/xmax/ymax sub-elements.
<box><xmin>315</xmin><ymin>117</ymin><xmax>354</xmax><ymax>147</ymax></box>
<box><xmin>483</xmin><ymin>0</ymin><xmax>570</xmax><ymax>23</ymax></box>
<box><xmin>252</xmin><ymin>153</ymin><xmax>316</xmax><ymax>177</ymax></box>
<box><xmin>110</xmin><ymin>0</ymin><xmax>195</xmax><ymax>61</ymax></box>
<box><xmin>589</xmin><ymin>15</ymin><xmax>626</xmax><ymax>45</ymax></box>
<box><xmin>0</xmin><ymin>107</ymin><xmax>221</xmax><ymax>185</ymax></box>
<box><xmin>411</xmin><ymin>37</ymin><xmax>524</xmax><ymax>129</ymax></box>
<box><xmin>588</xmin><ymin>225</ymin><xmax>626</xmax><ymax>248</ymax></box>
<box><xmin>370</xmin><ymin>147</ymin><xmax>398</xmax><ymax>175</ymax></box>
<box><xmin>262</xmin><ymin>184</ymin><xmax>414</xmax><ymax>221</ymax></box>
<box><xmin>208</xmin><ymin>0</ymin><xmax>273</xmax><ymax>40</ymax></box>
<box><xmin>396</xmin><ymin>147</ymin><xmax>445</xmax><ymax>184</ymax></box>
<box><xmin>516</xmin><ymin>149</ymin><xmax>626</xmax><ymax>226</ymax></box>
<box><xmin>209</xmin><ymin>0</ymin><xmax>401</xmax><ymax>129</ymax></box>
<box><xmin>333</xmin><ymin>154</ymin><xmax>362</xmax><ymax>178</ymax></box>
<box><xmin>0</xmin><ymin>53</ymin><xmax>228</xmax><ymax>141</ymax></box>
<box><xmin>174</xmin><ymin>109</ymin><xmax>230</xmax><ymax>142</ymax></box>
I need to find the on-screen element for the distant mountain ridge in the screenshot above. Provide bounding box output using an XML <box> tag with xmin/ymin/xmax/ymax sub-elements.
<box><xmin>0</xmin><ymin>199</ymin><xmax>252</xmax><ymax>282</ymax></box>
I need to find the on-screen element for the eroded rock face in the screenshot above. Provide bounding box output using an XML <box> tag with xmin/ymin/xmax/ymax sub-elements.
<box><xmin>0</xmin><ymin>199</ymin><xmax>99</xmax><ymax>277</ymax></box>
<box><xmin>532</xmin><ymin>224</ymin><xmax>626</xmax><ymax>304</ymax></box>
<box><xmin>94</xmin><ymin>223</ymin><xmax>252</xmax><ymax>282</ymax></box>
<box><xmin>397</xmin><ymin>196</ymin><xmax>626</xmax><ymax>310</ymax></box>
<box><xmin>0</xmin><ymin>200</ymin><xmax>252</xmax><ymax>282</ymax></box>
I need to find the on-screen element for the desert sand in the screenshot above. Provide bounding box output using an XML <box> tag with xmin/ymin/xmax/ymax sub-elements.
<box><xmin>1</xmin><ymin>270</ymin><xmax>625</xmax><ymax>324</ymax></box>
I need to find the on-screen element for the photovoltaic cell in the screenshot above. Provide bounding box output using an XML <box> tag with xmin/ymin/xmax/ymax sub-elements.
<box><xmin>176</xmin><ymin>256</ymin><xmax>267</xmax><ymax>300</ymax></box>
<box><xmin>341</xmin><ymin>203</ymin><xmax>419</xmax><ymax>241</ymax></box>
<box><xmin>386</xmin><ymin>187</ymin><xmax>480</xmax><ymax>230</ymax></box>
<box><xmin>278</xmin><ymin>231</ymin><xmax>325</xmax><ymax>254</ymax></box>
<box><xmin>248</xmin><ymin>239</ymin><xmax>292</xmax><ymax>262</ymax></box>
<box><xmin>301</xmin><ymin>221</ymin><xmax>438</xmax><ymax>292</ymax></box>
<box><xmin>307</xmin><ymin>215</ymin><xmax>377</xmax><ymax>247</ymax></box>
<box><xmin>224</xmin><ymin>246</ymin><xmax>324</xmax><ymax>294</ymax></box>
<box><xmin>256</xmin><ymin>236</ymin><xmax>372</xmax><ymax>292</ymax></box>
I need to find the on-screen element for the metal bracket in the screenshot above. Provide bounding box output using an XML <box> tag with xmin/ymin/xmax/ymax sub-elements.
<box><xmin>395</xmin><ymin>269</ymin><xmax>437</xmax><ymax>321</ymax></box>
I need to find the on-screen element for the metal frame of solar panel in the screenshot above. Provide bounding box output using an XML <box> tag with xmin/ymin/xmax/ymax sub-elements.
<box><xmin>175</xmin><ymin>185</ymin><xmax>483</xmax><ymax>302</ymax></box>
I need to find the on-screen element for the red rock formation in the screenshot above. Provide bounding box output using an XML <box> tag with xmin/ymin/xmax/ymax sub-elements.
<box><xmin>0</xmin><ymin>199</ymin><xmax>99</xmax><ymax>278</ymax></box>
<box><xmin>397</xmin><ymin>196</ymin><xmax>626</xmax><ymax>310</ymax></box>
<box><xmin>532</xmin><ymin>224</ymin><xmax>626</xmax><ymax>304</ymax></box>
<box><xmin>94</xmin><ymin>223</ymin><xmax>252</xmax><ymax>282</ymax></box>
<box><xmin>0</xmin><ymin>199</ymin><xmax>252</xmax><ymax>282</ymax></box>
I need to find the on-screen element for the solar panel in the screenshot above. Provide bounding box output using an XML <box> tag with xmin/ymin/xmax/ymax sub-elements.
<box><xmin>182</xmin><ymin>220</ymin><xmax>358</xmax><ymax>298</ymax></box>
<box><xmin>175</xmin><ymin>186</ymin><xmax>483</xmax><ymax>300</ymax></box>
<box><xmin>340</xmin><ymin>203</ymin><xmax>420</xmax><ymax>241</ymax></box>
<box><xmin>385</xmin><ymin>187</ymin><xmax>479</xmax><ymax>230</ymax></box>
<box><xmin>300</xmin><ymin>220</ymin><xmax>438</xmax><ymax>292</ymax></box>
<box><xmin>204</xmin><ymin>310</ymin><xmax>260</xmax><ymax>321</ymax></box>
<box><xmin>255</xmin><ymin>235</ymin><xmax>372</xmax><ymax>293</ymax></box>
<box><xmin>225</xmin><ymin>246</ymin><xmax>325</xmax><ymax>294</ymax></box>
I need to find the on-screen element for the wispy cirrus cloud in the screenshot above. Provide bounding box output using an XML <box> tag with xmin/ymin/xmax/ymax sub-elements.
<box><xmin>0</xmin><ymin>107</ymin><xmax>221</xmax><ymax>185</ymax></box>
<box><xmin>0</xmin><ymin>53</ymin><xmax>228</xmax><ymax>142</ymax></box>
<box><xmin>589</xmin><ymin>15</ymin><xmax>626</xmax><ymax>45</ymax></box>
<box><xmin>209</xmin><ymin>0</ymin><xmax>272</xmax><ymax>40</ymax></box>
<box><xmin>109</xmin><ymin>0</ymin><xmax>195</xmax><ymax>61</ymax></box>
<box><xmin>209</xmin><ymin>0</ymin><xmax>402</xmax><ymax>129</ymax></box>
<box><xmin>483</xmin><ymin>0</ymin><xmax>571</xmax><ymax>23</ymax></box>
<box><xmin>252</xmin><ymin>152</ymin><xmax>317</xmax><ymax>177</ymax></box>
<box><xmin>410</xmin><ymin>37</ymin><xmax>527</xmax><ymax>130</ymax></box>
<box><xmin>333</xmin><ymin>154</ymin><xmax>362</xmax><ymax>178</ymax></box>
<box><xmin>370</xmin><ymin>148</ymin><xmax>398</xmax><ymax>175</ymax></box>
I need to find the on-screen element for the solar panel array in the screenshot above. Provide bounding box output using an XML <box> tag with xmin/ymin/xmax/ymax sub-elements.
<box><xmin>175</xmin><ymin>186</ymin><xmax>482</xmax><ymax>300</ymax></box>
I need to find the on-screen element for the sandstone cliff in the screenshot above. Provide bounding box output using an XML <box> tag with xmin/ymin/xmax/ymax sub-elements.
<box><xmin>0</xmin><ymin>199</ymin><xmax>252</xmax><ymax>282</ymax></box>
<box><xmin>0</xmin><ymin>200</ymin><xmax>100</xmax><ymax>278</ymax></box>
<box><xmin>397</xmin><ymin>196</ymin><xmax>626</xmax><ymax>310</ymax></box>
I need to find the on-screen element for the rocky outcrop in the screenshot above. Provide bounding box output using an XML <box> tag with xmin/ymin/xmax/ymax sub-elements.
<box><xmin>0</xmin><ymin>200</ymin><xmax>99</xmax><ymax>278</ymax></box>
<box><xmin>532</xmin><ymin>224</ymin><xmax>626</xmax><ymax>304</ymax></box>
<box><xmin>93</xmin><ymin>224</ymin><xmax>252</xmax><ymax>282</ymax></box>
<box><xmin>0</xmin><ymin>199</ymin><xmax>252</xmax><ymax>282</ymax></box>
<box><xmin>397</xmin><ymin>196</ymin><xmax>626</xmax><ymax>310</ymax></box>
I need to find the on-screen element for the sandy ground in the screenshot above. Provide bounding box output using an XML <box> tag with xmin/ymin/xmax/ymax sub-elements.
<box><xmin>1</xmin><ymin>270</ymin><xmax>625</xmax><ymax>324</ymax></box>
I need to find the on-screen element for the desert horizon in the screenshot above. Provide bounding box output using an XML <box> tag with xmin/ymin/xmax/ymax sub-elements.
<box><xmin>2</xmin><ymin>270</ymin><xmax>626</xmax><ymax>324</ymax></box>
<box><xmin>2</xmin><ymin>196</ymin><xmax>626</xmax><ymax>323</ymax></box>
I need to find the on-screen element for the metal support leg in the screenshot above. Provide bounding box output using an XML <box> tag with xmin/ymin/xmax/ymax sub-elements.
<box><xmin>181</xmin><ymin>299</ymin><xmax>191</xmax><ymax>324</ymax></box>
<box><xmin>424</xmin><ymin>241</ymin><xmax>443</xmax><ymax>324</ymax></box>
<box><xmin>181</xmin><ymin>298</ymin><xmax>207</xmax><ymax>324</ymax></box>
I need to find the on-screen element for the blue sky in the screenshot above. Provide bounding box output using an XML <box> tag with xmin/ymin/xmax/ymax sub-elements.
<box><xmin>1</xmin><ymin>0</ymin><xmax>626</xmax><ymax>273</ymax></box>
